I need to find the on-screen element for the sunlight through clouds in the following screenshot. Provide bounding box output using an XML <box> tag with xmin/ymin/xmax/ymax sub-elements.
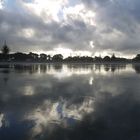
<box><xmin>89</xmin><ymin>41</ymin><xmax>95</xmax><ymax>48</ymax></box>
<box><xmin>24</xmin><ymin>0</ymin><xmax>68</xmax><ymax>22</ymax></box>
<box><xmin>21</xmin><ymin>28</ymin><xmax>35</xmax><ymax>38</ymax></box>
<box><xmin>53</xmin><ymin>47</ymin><xmax>73</xmax><ymax>58</ymax></box>
<box><xmin>1</xmin><ymin>0</ymin><xmax>140</xmax><ymax>56</ymax></box>
<box><xmin>0</xmin><ymin>0</ymin><xmax>4</xmax><ymax>9</ymax></box>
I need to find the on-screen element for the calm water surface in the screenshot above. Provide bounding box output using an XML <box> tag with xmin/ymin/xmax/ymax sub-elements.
<box><xmin>0</xmin><ymin>63</ymin><xmax>140</xmax><ymax>140</ymax></box>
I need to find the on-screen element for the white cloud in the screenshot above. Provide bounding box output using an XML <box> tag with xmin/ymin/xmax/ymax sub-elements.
<box><xmin>0</xmin><ymin>0</ymin><xmax>4</xmax><ymax>9</ymax></box>
<box><xmin>63</xmin><ymin>3</ymin><xmax>96</xmax><ymax>26</ymax></box>
<box><xmin>89</xmin><ymin>41</ymin><xmax>95</xmax><ymax>48</ymax></box>
<box><xmin>23</xmin><ymin>0</ymin><xmax>68</xmax><ymax>22</ymax></box>
<box><xmin>26</xmin><ymin>98</ymin><xmax>94</xmax><ymax>137</ymax></box>
<box><xmin>21</xmin><ymin>28</ymin><xmax>35</xmax><ymax>38</ymax></box>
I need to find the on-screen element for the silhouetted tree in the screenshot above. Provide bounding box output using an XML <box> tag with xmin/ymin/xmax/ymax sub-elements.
<box><xmin>28</xmin><ymin>52</ymin><xmax>38</xmax><ymax>61</ymax></box>
<box><xmin>52</xmin><ymin>54</ymin><xmax>63</xmax><ymax>62</ymax></box>
<box><xmin>13</xmin><ymin>52</ymin><xmax>28</xmax><ymax>61</ymax></box>
<box><xmin>94</xmin><ymin>56</ymin><xmax>102</xmax><ymax>63</ymax></box>
<box><xmin>103</xmin><ymin>56</ymin><xmax>111</xmax><ymax>62</ymax></box>
<box><xmin>133</xmin><ymin>54</ymin><xmax>140</xmax><ymax>62</ymax></box>
<box><xmin>64</xmin><ymin>56</ymin><xmax>73</xmax><ymax>62</ymax></box>
<box><xmin>40</xmin><ymin>53</ymin><xmax>47</xmax><ymax>61</ymax></box>
<box><xmin>47</xmin><ymin>55</ymin><xmax>51</xmax><ymax>61</ymax></box>
<box><xmin>1</xmin><ymin>41</ymin><xmax>10</xmax><ymax>55</ymax></box>
<box><xmin>111</xmin><ymin>53</ymin><xmax>116</xmax><ymax>61</ymax></box>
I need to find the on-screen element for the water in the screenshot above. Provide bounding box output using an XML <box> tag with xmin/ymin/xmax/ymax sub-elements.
<box><xmin>0</xmin><ymin>63</ymin><xmax>140</xmax><ymax>140</ymax></box>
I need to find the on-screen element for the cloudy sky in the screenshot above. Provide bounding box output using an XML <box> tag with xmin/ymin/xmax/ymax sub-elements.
<box><xmin>0</xmin><ymin>0</ymin><xmax>140</xmax><ymax>57</ymax></box>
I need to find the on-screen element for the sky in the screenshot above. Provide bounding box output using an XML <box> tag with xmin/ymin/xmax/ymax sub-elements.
<box><xmin>0</xmin><ymin>0</ymin><xmax>140</xmax><ymax>58</ymax></box>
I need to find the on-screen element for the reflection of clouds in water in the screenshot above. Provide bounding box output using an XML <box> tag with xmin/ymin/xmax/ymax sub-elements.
<box><xmin>24</xmin><ymin>85</ymin><xmax>34</xmax><ymax>96</ymax></box>
<box><xmin>26</xmin><ymin>97</ymin><xmax>94</xmax><ymax>137</ymax></box>
<box><xmin>40</xmin><ymin>91</ymin><xmax>140</xmax><ymax>140</ymax></box>
<box><xmin>89</xmin><ymin>77</ymin><xmax>94</xmax><ymax>85</ymax></box>
<box><xmin>0</xmin><ymin>114</ymin><xmax>4</xmax><ymax>128</ymax></box>
<box><xmin>0</xmin><ymin>64</ymin><xmax>140</xmax><ymax>139</ymax></box>
<box><xmin>0</xmin><ymin>114</ymin><xmax>9</xmax><ymax>128</ymax></box>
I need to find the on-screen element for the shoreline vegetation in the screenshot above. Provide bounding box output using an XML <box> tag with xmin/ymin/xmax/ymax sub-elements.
<box><xmin>1</xmin><ymin>42</ymin><xmax>140</xmax><ymax>63</ymax></box>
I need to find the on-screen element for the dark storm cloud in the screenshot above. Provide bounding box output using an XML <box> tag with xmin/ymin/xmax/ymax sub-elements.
<box><xmin>82</xmin><ymin>0</ymin><xmax>140</xmax><ymax>54</ymax></box>
<box><xmin>0</xmin><ymin>8</ymin><xmax>47</xmax><ymax>51</ymax></box>
<box><xmin>0</xmin><ymin>0</ymin><xmax>140</xmax><ymax>55</ymax></box>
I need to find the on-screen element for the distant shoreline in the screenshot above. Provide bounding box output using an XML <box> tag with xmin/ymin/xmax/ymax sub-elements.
<box><xmin>0</xmin><ymin>61</ymin><xmax>140</xmax><ymax>65</ymax></box>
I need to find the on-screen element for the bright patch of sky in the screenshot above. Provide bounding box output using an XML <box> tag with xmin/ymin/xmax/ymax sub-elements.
<box><xmin>0</xmin><ymin>0</ymin><xmax>4</xmax><ymax>9</ymax></box>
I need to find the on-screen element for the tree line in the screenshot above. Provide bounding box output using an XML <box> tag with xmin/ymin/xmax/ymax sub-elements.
<box><xmin>0</xmin><ymin>42</ymin><xmax>140</xmax><ymax>63</ymax></box>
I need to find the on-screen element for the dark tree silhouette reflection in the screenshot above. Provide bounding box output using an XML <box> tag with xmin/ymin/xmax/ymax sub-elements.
<box><xmin>133</xmin><ymin>64</ymin><xmax>140</xmax><ymax>74</ymax></box>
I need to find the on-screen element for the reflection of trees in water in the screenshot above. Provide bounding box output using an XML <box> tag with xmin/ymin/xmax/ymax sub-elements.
<box><xmin>133</xmin><ymin>64</ymin><xmax>140</xmax><ymax>74</ymax></box>
<box><xmin>0</xmin><ymin>64</ymin><xmax>51</xmax><ymax>74</ymax></box>
<box><xmin>29</xmin><ymin>65</ymin><xmax>38</xmax><ymax>74</ymax></box>
<box><xmin>67</xmin><ymin>64</ymin><xmax>94</xmax><ymax>72</ymax></box>
<box><xmin>103</xmin><ymin>64</ymin><xmax>126</xmax><ymax>72</ymax></box>
<box><xmin>14</xmin><ymin>64</ymin><xmax>39</xmax><ymax>74</ymax></box>
<box><xmin>0</xmin><ymin>64</ymin><xmax>11</xmax><ymax>84</ymax></box>
<box><xmin>3</xmin><ymin>77</ymin><xmax>9</xmax><ymax>85</ymax></box>
<box><xmin>95</xmin><ymin>64</ymin><xmax>101</xmax><ymax>72</ymax></box>
<box><xmin>1</xmin><ymin>68</ymin><xmax>10</xmax><ymax>85</ymax></box>
<box><xmin>104</xmin><ymin>64</ymin><xmax>110</xmax><ymax>72</ymax></box>
<box><xmin>0</xmin><ymin>63</ymin><xmax>128</xmax><ymax>74</ymax></box>
<box><xmin>13</xmin><ymin>64</ymin><xmax>62</xmax><ymax>74</ymax></box>
<box><xmin>0</xmin><ymin>64</ymin><xmax>10</xmax><ymax>69</ymax></box>
<box><xmin>53</xmin><ymin>64</ymin><xmax>63</xmax><ymax>72</ymax></box>
<box><xmin>0</xmin><ymin>64</ymin><xmax>140</xmax><ymax>76</ymax></box>
<box><xmin>40</xmin><ymin>64</ymin><xmax>51</xmax><ymax>73</ymax></box>
<box><xmin>40</xmin><ymin>64</ymin><xmax>47</xmax><ymax>73</ymax></box>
